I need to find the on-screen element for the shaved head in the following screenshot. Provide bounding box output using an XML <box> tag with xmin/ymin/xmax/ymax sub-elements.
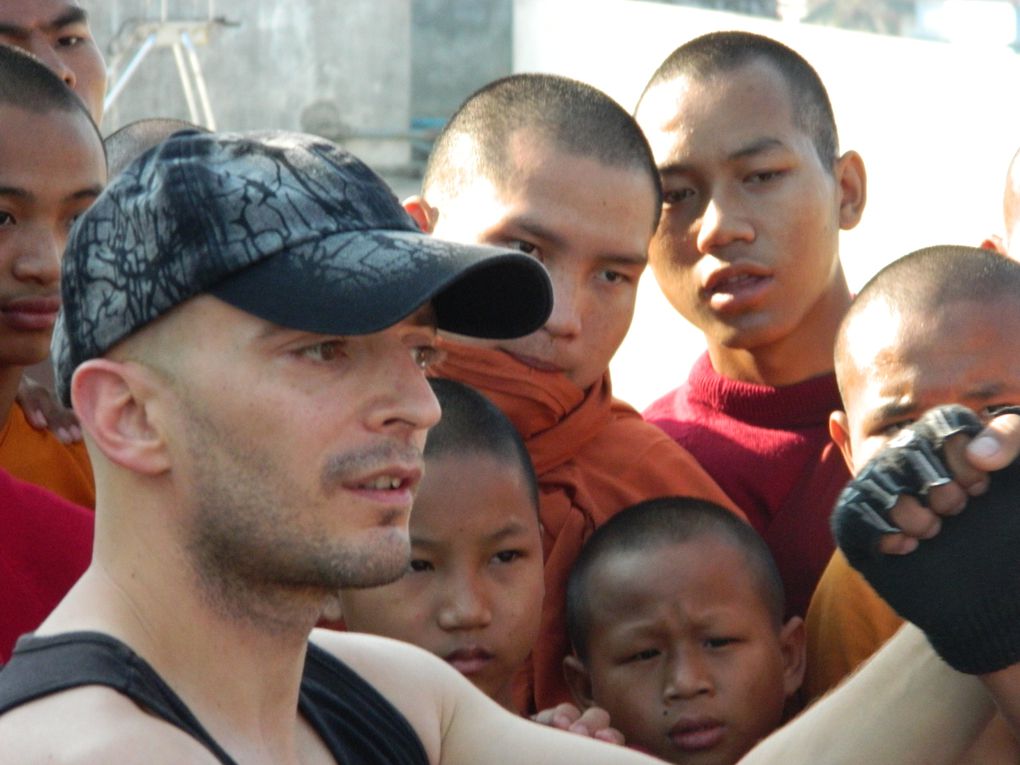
<box><xmin>422</xmin><ymin>73</ymin><xmax>660</xmax><ymax>212</ymax></box>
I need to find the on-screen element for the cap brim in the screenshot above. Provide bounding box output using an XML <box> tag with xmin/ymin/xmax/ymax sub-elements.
<box><xmin>208</xmin><ymin>228</ymin><xmax>552</xmax><ymax>339</ymax></box>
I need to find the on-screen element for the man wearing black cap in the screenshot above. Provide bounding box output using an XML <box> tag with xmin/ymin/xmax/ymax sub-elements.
<box><xmin>0</xmin><ymin>130</ymin><xmax>1001</xmax><ymax>765</ymax></box>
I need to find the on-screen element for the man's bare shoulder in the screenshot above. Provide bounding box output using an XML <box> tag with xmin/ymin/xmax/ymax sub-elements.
<box><xmin>0</xmin><ymin>685</ymin><xmax>217</xmax><ymax>764</ymax></box>
<box><xmin>310</xmin><ymin>629</ymin><xmax>468</xmax><ymax>761</ymax></box>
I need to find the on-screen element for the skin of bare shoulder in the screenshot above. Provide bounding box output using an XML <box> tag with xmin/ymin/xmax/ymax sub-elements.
<box><xmin>310</xmin><ymin>628</ymin><xmax>450</xmax><ymax>763</ymax></box>
<box><xmin>310</xmin><ymin>630</ymin><xmax>663</xmax><ymax>765</ymax></box>
<box><xmin>0</xmin><ymin>685</ymin><xmax>218</xmax><ymax>764</ymax></box>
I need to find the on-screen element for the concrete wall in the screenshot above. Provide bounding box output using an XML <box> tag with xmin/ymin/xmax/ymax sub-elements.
<box><xmin>515</xmin><ymin>0</ymin><xmax>1020</xmax><ymax>408</ymax></box>
<box><xmin>411</xmin><ymin>0</ymin><xmax>512</xmax><ymax>122</ymax></box>
<box><xmin>83</xmin><ymin>0</ymin><xmax>413</xmax><ymax>169</ymax></box>
<box><xmin>82</xmin><ymin>0</ymin><xmax>514</xmax><ymax>176</ymax></box>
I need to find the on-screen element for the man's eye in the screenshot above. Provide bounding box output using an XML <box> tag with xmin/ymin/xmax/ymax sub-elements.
<box><xmin>704</xmin><ymin>637</ymin><xmax>736</xmax><ymax>649</ymax></box>
<box><xmin>492</xmin><ymin>549</ymin><xmax>523</xmax><ymax>564</ymax></box>
<box><xmin>746</xmin><ymin>169</ymin><xmax>784</xmax><ymax>184</ymax></box>
<box><xmin>505</xmin><ymin>240</ymin><xmax>538</xmax><ymax>256</ymax></box>
<box><xmin>58</xmin><ymin>35</ymin><xmax>84</xmax><ymax>47</ymax></box>
<box><xmin>662</xmin><ymin>188</ymin><xmax>695</xmax><ymax>205</ymax></box>
<box><xmin>299</xmin><ymin>341</ymin><xmax>345</xmax><ymax>363</ymax></box>
<box><xmin>408</xmin><ymin>559</ymin><xmax>433</xmax><ymax>573</ymax></box>
<box><xmin>412</xmin><ymin>345</ymin><xmax>443</xmax><ymax>370</ymax></box>
<box><xmin>879</xmin><ymin>419</ymin><xmax>914</xmax><ymax>437</ymax></box>
<box><xmin>624</xmin><ymin>648</ymin><xmax>660</xmax><ymax>663</ymax></box>
<box><xmin>597</xmin><ymin>269</ymin><xmax>627</xmax><ymax>285</ymax></box>
<box><xmin>983</xmin><ymin>404</ymin><xmax>1020</xmax><ymax>418</ymax></box>
<box><xmin>0</xmin><ymin>212</ymin><xmax>14</xmax><ymax>226</ymax></box>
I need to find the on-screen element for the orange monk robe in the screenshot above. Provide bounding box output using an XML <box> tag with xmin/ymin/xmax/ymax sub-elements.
<box><xmin>431</xmin><ymin>339</ymin><xmax>743</xmax><ymax>713</ymax></box>
<box><xmin>0</xmin><ymin>402</ymin><xmax>95</xmax><ymax>509</ymax></box>
<box><xmin>802</xmin><ymin>550</ymin><xmax>903</xmax><ymax>701</ymax></box>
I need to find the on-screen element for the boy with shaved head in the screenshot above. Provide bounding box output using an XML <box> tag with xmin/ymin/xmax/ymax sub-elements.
<box><xmin>0</xmin><ymin>0</ymin><xmax>105</xmax><ymax>124</ymax></box>
<box><xmin>636</xmin><ymin>32</ymin><xmax>866</xmax><ymax>618</ymax></box>
<box><xmin>0</xmin><ymin>44</ymin><xmax>100</xmax><ymax>658</ymax></box>
<box><xmin>0</xmin><ymin>42</ymin><xmax>104</xmax><ymax>505</ymax></box>
<box><xmin>806</xmin><ymin>245</ymin><xmax>1020</xmax><ymax>761</ymax></box>
<box><xmin>411</xmin><ymin>72</ymin><xmax>740</xmax><ymax>712</ymax></box>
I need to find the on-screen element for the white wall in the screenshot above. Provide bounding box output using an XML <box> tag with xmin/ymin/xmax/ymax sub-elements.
<box><xmin>514</xmin><ymin>0</ymin><xmax>1020</xmax><ymax>409</ymax></box>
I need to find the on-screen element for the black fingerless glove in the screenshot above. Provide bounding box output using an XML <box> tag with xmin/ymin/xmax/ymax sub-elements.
<box><xmin>832</xmin><ymin>404</ymin><xmax>1020</xmax><ymax>674</ymax></box>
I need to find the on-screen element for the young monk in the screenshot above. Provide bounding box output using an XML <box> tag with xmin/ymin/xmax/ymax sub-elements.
<box><xmin>0</xmin><ymin>43</ymin><xmax>104</xmax><ymax>506</ymax></box>
<box><xmin>635</xmin><ymin>31</ymin><xmax>866</xmax><ymax>618</ymax></box>
<box><xmin>412</xmin><ymin>72</ymin><xmax>740</xmax><ymax>712</ymax></box>
<box><xmin>341</xmin><ymin>378</ymin><xmax>545</xmax><ymax>713</ymax></box>
<box><xmin>564</xmin><ymin>497</ymin><xmax>805</xmax><ymax>765</ymax></box>
<box><xmin>805</xmin><ymin>244</ymin><xmax>1020</xmax><ymax>761</ymax></box>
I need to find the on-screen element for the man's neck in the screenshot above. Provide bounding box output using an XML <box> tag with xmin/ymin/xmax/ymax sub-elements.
<box><xmin>706</xmin><ymin>276</ymin><xmax>852</xmax><ymax>387</ymax></box>
<box><xmin>43</xmin><ymin>522</ymin><xmax>324</xmax><ymax>763</ymax></box>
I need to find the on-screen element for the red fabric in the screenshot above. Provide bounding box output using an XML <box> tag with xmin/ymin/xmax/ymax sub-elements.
<box><xmin>644</xmin><ymin>352</ymin><xmax>849</xmax><ymax>619</ymax></box>
<box><xmin>432</xmin><ymin>340</ymin><xmax>741</xmax><ymax>713</ymax></box>
<box><xmin>0</xmin><ymin>468</ymin><xmax>93</xmax><ymax>662</ymax></box>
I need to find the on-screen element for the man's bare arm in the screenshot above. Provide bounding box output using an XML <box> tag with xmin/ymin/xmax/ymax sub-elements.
<box><xmin>741</xmin><ymin>624</ymin><xmax>994</xmax><ymax>765</ymax></box>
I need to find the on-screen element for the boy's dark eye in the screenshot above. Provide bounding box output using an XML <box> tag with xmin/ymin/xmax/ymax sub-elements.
<box><xmin>408</xmin><ymin>559</ymin><xmax>433</xmax><ymax>573</ymax></box>
<box><xmin>704</xmin><ymin>637</ymin><xmax>736</xmax><ymax>649</ymax></box>
<box><xmin>983</xmin><ymin>403</ymin><xmax>1020</xmax><ymax>418</ymax></box>
<box><xmin>625</xmin><ymin>648</ymin><xmax>660</xmax><ymax>663</ymax></box>
<box><xmin>492</xmin><ymin>550</ymin><xmax>522</xmax><ymax>564</ymax></box>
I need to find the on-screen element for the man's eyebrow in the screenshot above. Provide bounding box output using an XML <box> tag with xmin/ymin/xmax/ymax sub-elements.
<box><xmin>728</xmin><ymin>137</ymin><xmax>787</xmax><ymax>162</ymax></box>
<box><xmin>51</xmin><ymin>6</ymin><xmax>89</xmax><ymax>30</ymax></box>
<box><xmin>508</xmin><ymin>217</ymin><xmax>645</xmax><ymax>264</ymax></box>
<box><xmin>870</xmin><ymin>399</ymin><xmax>916</xmax><ymax>424</ymax></box>
<box><xmin>658</xmin><ymin>137</ymin><xmax>789</xmax><ymax>177</ymax></box>
<box><xmin>484</xmin><ymin>520</ymin><xmax>533</xmax><ymax>545</ymax></box>
<box><xmin>0</xmin><ymin>186</ymin><xmax>31</xmax><ymax>201</ymax></box>
<box><xmin>0</xmin><ymin>7</ymin><xmax>88</xmax><ymax>38</ymax></box>
<box><xmin>69</xmin><ymin>185</ymin><xmax>104</xmax><ymax>202</ymax></box>
<box><xmin>507</xmin><ymin>216</ymin><xmax>566</xmax><ymax>251</ymax></box>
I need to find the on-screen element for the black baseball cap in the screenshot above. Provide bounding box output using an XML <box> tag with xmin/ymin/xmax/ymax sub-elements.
<box><xmin>52</xmin><ymin>130</ymin><xmax>553</xmax><ymax>404</ymax></box>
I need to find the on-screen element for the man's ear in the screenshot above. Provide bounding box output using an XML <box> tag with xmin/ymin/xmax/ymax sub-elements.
<box><xmin>403</xmin><ymin>195</ymin><xmax>437</xmax><ymax>234</ymax></box>
<box><xmin>834</xmin><ymin>150</ymin><xmax>867</xmax><ymax>231</ymax></box>
<box><xmin>829</xmin><ymin>409</ymin><xmax>855</xmax><ymax>473</ymax></box>
<box><xmin>982</xmin><ymin>234</ymin><xmax>1007</xmax><ymax>256</ymax></box>
<box><xmin>778</xmin><ymin>615</ymin><xmax>807</xmax><ymax>698</ymax></box>
<box><xmin>71</xmin><ymin>359</ymin><xmax>171</xmax><ymax>475</ymax></box>
<box><xmin>563</xmin><ymin>655</ymin><xmax>595</xmax><ymax>710</ymax></box>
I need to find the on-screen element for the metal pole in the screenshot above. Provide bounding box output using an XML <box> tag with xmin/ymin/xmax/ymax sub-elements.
<box><xmin>171</xmin><ymin>41</ymin><xmax>201</xmax><ymax>125</ymax></box>
<box><xmin>181</xmin><ymin>31</ymin><xmax>217</xmax><ymax>130</ymax></box>
<box><xmin>103</xmin><ymin>32</ymin><xmax>157</xmax><ymax>112</ymax></box>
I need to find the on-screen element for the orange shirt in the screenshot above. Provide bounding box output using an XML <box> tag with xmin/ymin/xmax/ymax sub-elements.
<box><xmin>802</xmin><ymin>550</ymin><xmax>903</xmax><ymax>701</ymax></box>
<box><xmin>432</xmin><ymin>339</ymin><xmax>742</xmax><ymax>713</ymax></box>
<box><xmin>0</xmin><ymin>402</ymin><xmax>95</xmax><ymax>509</ymax></box>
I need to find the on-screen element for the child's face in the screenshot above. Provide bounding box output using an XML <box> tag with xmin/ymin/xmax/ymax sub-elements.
<box><xmin>424</xmin><ymin>133</ymin><xmax>655</xmax><ymax>391</ymax></box>
<box><xmin>0</xmin><ymin>103</ymin><xmax>104</xmax><ymax>370</ymax></box>
<box><xmin>340</xmin><ymin>451</ymin><xmax>544</xmax><ymax>708</ymax></box>
<box><xmin>572</xmin><ymin>537</ymin><xmax>802</xmax><ymax>765</ymax></box>
<box><xmin>636</xmin><ymin>61</ymin><xmax>860</xmax><ymax>356</ymax></box>
<box><xmin>832</xmin><ymin>298</ymin><xmax>1020</xmax><ymax>473</ymax></box>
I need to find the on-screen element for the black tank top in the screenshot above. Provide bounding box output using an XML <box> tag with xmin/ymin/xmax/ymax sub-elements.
<box><xmin>0</xmin><ymin>632</ymin><xmax>429</xmax><ymax>765</ymax></box>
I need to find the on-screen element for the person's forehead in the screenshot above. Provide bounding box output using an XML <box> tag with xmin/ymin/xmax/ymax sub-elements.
<box><xmin>0</xmin><ymin>0</ymin><xmax>84</xmax><ymax>27</ymax></box>
<box><xmin>586</xmin><ymin>540</ymin><xmax>771</xmax><ymax>634</ymax></box>
<box><xmin>639</xmin><ymin>62</ymin><xmax>800</xmax><ymax>159</ymax></box>
<box><xmin>0</xmin><ymin>103</ymin><xmax>104</xmax><ymax>183</ymax></box>
<box><xmin>415</xmin><ymin>452</ymin><xmax>538</xmax><ymax>532</ymax></box>
<box><xmin>845</xmin><ymin>297</ymin><xmax>1020</xmax><ymax>410</ymax></box>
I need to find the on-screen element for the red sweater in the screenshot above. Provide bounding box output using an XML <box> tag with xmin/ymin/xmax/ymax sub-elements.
<box><xmin>643</xmin><ymin>352</ymin><xmax>849</xmax><ymax>618</ymax></box>
<box><xmin>0</xmin><ymin>469</ymin><xmax>93</xmax><ymax>662</ymax></box>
